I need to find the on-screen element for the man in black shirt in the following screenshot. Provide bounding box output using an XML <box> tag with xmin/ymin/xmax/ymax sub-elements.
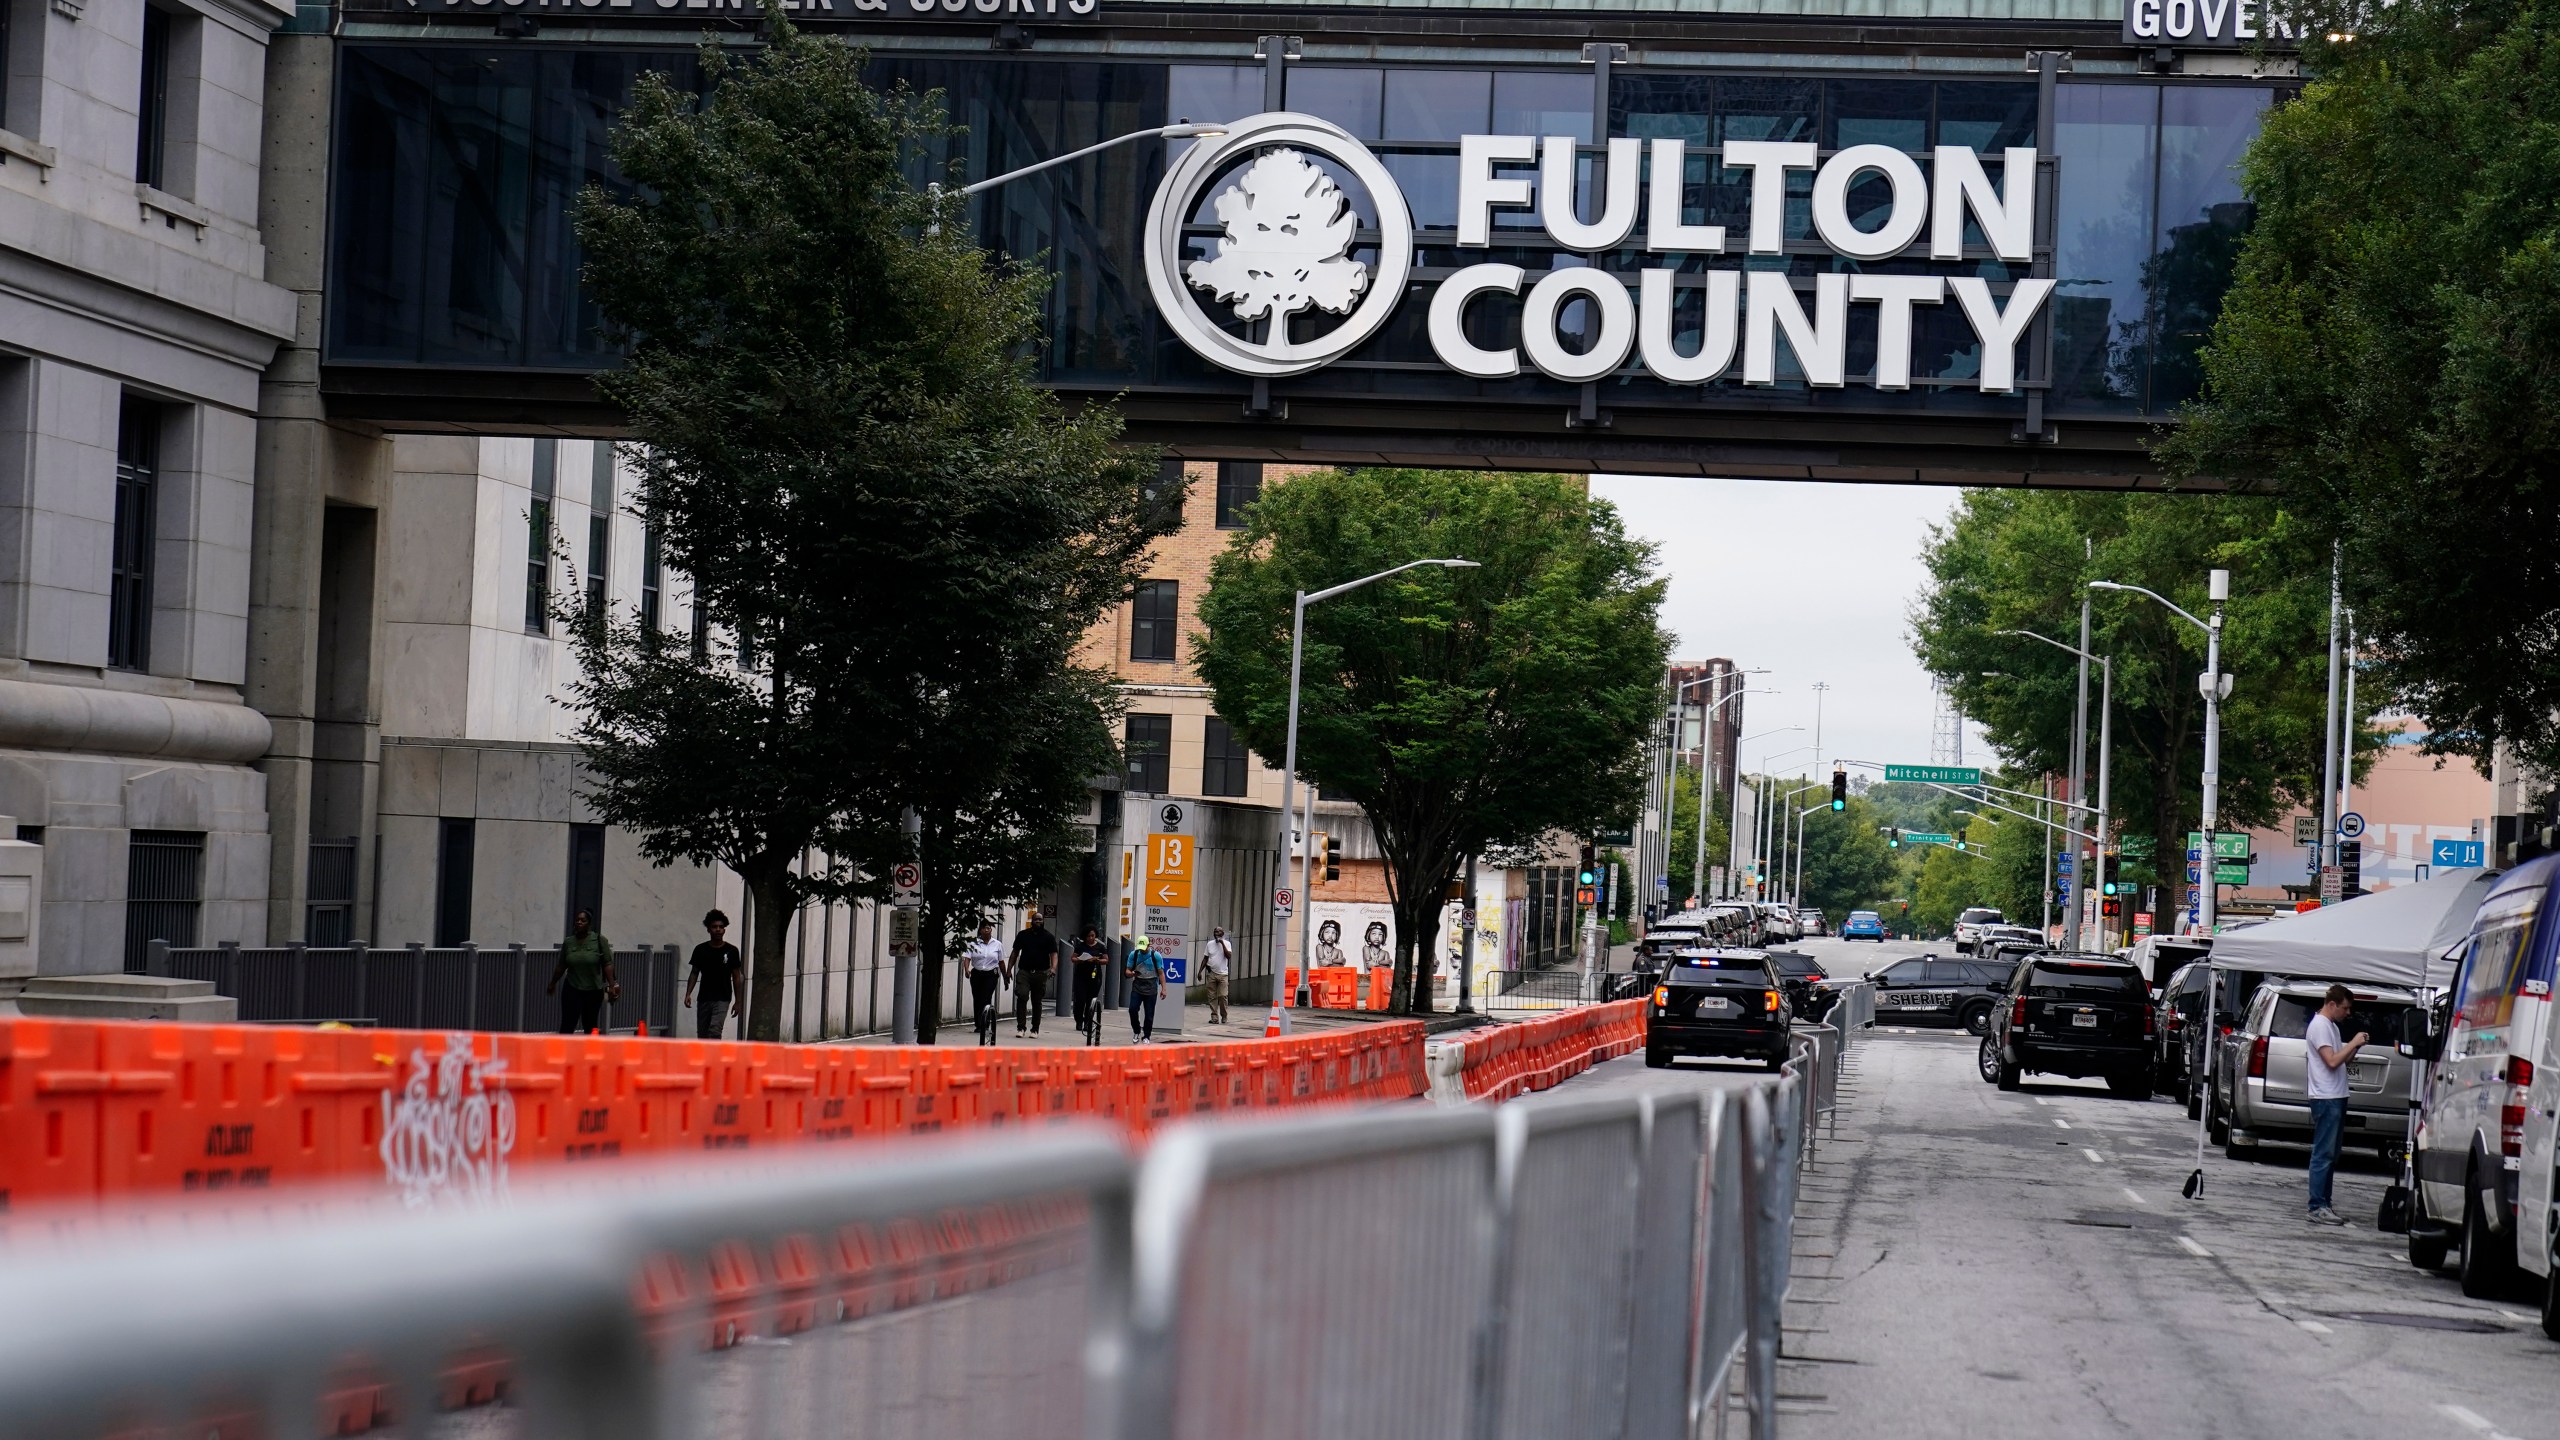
<box><xmin>685</xmin><ymin>909</ymin><xmax>744</xmax><ymax>1040</ymax></box>
<box><xmin>1010</xmin><ymin>911</ymin><xmax>1062</xmax><ymax>1037</ymax></box>
<box><xmin>1069</xmin><ymin>926</ymin><xmax>1110</xmax><ymax>1045</ymax></box>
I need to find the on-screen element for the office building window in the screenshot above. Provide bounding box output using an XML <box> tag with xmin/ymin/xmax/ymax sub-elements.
<box><xmin>1142</xmin><ymin>458</ymin><xmax>1185</xmax><ymax>530</ymax></box>
<box><xmin>566</xmin><ymin>823</ymin><xmax>605</xmax><ymax>934</ymax></box>
<box><xmin>109</xmin><ymin>401</ymin><xmax>158</xmax><ymax>672</ymax></box>
<box><xmin>123</xmin><ymin>829</ymin><xmax>203</xmax><ymax>969</ymax></box>
<box><xmin>690</xmin><ymin>585</ymin><xmax>708</xmax><ymax>662</ymax></box>
<box><xmin>1125</xmin><ymin>713</ymin><xmax>1171</xmax><ymax>794</ymax></box>
<box><xmin>1130</xmin><ymin>580</ymin><xmax>1178</xmax><ymax>662</ymax></box>
<box><xmin>1202</xmin><ymin>717</ymin><xmax>1250</xmax><ymax>797</ymax></box>
<box><xmin>1215</xmin><ymin>462</ymin><xmax>1263</xmax><ymax>529</ymax></box>
<box><xmin>136</xmin><ymin>5</ymin><xmax>170</xmax><ymax>187</ymax></box>
<box><xmin>639</xmin><ymin>526</ymin><xmax>662</xmax><ymax>633</ymax></box>
<box><xmin>435</xmin><ymin>818</ymin><xmax>474</xmax><ymax>946</ymax></box>
<box><xmin>585</xmin><ymin>441</ymin><xmax>612</xmax><ymax>627</ymax></box>
<box><xmin>525</xmin><ymin>438</ymin><xmax>554</xmax><ymax>633</ymax></box>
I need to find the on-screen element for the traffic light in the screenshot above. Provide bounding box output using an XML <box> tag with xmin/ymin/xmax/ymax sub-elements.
<box><xmin>1831</xmin><ymin>769</ymin><xmax>1848</xmax><ymax>811</ymax></box>
<box><xmin>2101</xmin><ymin>897</ymin><xmax>2123</xmax><ymax>918</ymax></box>
<box><xmin>1888</xmin><ymin>827</ymin><xmax>1901</xmax><ymax>848</ymax></box>
<box><xmin>1578</xmin><ymin>842</ymin><xmax>1598</xmax><ymax>889</ymax></box>
<box><xmin>1319</xmin><ymin>832</ymin><xmax>1340</xmax><ymax>883</ymax></box>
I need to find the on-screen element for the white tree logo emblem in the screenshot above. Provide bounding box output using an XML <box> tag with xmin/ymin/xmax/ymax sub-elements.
<box><xmin>1185</xmin><ymin>149</ymin><xmax>1371</xmax><ymax>344</ymax></box>
<box><xmin>1144</xmin><ymin>113</ymin><xmax>1414</xmax><ymax>379</ymax></box>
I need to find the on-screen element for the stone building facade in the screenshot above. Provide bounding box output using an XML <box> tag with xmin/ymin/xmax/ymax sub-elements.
<box><xmin>0</xmin><ymin>0</ymin><xmax>297</xmax><ymax>995</ymax></box>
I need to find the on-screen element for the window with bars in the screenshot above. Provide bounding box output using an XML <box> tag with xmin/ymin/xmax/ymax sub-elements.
<box><xmin>1215</xmin><ymin>461</ymin><xmax>1263</xmax><ymax>529</ymax></box>
<box><xmin>109</xmin><ymin>401</ymin><xmax>158</xmax><ymax>672</ymax></box>
<box><xmin>1124</xmin><ymin>714</ymin><xmax>1171</xmax><ymax>795</ymax></box>
<box><xmin>1130</xmin><ymin>580</ymin><xmax>1178</xmax><ymax>663</ymax></box>
<box><xmin>123</xmin><ymin>829</ymin><xmax>203</xmax><ymax>969</ymax></box>
<box><xmin>525</xmin><ymin>439</ymin><xmax>555</xmax><ymax>634</ymax></box>
<box><xmin>1202</xmin><ymin>717</ymin><xmax>1250</xmax><ymax>797</ymax></box>
<box><xmin>306</xmin><ymin>837</ymin><xmax>356</xmax><ymax>946</ymax></box>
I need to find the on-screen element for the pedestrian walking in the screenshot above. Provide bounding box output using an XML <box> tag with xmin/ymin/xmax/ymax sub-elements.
<box><xmin>1071</xmin><ymin>925</ymin><xmax>1110</xmax><ymax>1045</ymax></box>
<box><xmin>1125</xmin><ymin>935</ymin><xmax>1162</xmax><ymax>1042</ymax></box>
<box><xmin>2305</xmin><ymin>982</ymin><xmax>2370</xmax><ymax>1225</ymax></box>
<box><xmin>965</xmin><ymin>921</ymin><xmax>1006</xmax><ymax>1046</ymax></box>
<box><xmin>546</xmin><ymin>909</ymin><xmax>618</xmax><ymax>1035</ymax></box>
<box><xmin>683</xmin><ymin>909</ymin><xmax>743</xmax><ymax>1040</ymax></box>
<box><xmin>1011</xmin><ymin>910</ymin><xmax>1061</xmax><ymax>1037</ymax></box>
<box><xmin>1201</xmin><ymin>925</ymin><xmax>1234</xmax><ymax>1025</ymax></box>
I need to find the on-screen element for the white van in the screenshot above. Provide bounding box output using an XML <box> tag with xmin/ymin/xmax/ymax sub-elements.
<box><xmin>2414</xmin><ymin>857</ymin><xmax>2558</xmax><ymax>1304</ymax></box>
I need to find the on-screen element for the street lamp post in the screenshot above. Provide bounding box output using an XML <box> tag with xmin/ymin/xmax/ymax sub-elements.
<box><xmin>1677</xmin><ymin>681</ymin><xmax>1773</xmax><ymax>907</ymax></box>
<box><xmin>2089</xmin><ymin>573</ymin><xmax>2227</xmax><ymax>939</ymax></box>
<box><xmin>1999</xmin><ymin>628</ymin><xmax>2113</xmax><ymax>949</ymax></box>
<box><xmin>1262</xmin><ymin>558</ymin><xmax>1480</xmax><ymax>1038</ymax></box>
<box><xmin>1741</xmin><ymin>738</ymin><xmax>1809</xmax><ymax>898</ymax></box>
<box><xmin>929</xmin><ymin>121</ymin><xmax>1227</xmax><ymax>222</ymax></box>
<box><xmin>1726</xmin><ymin>729</ymin><xmax>1801</xmax><ymax>901</ymax></box>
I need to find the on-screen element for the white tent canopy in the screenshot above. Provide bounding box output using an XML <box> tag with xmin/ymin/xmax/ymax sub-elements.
<box><xmin>2208</xmin><ymin>867</ymin><xmax>2498</xmax><ymax>990</ymax></box>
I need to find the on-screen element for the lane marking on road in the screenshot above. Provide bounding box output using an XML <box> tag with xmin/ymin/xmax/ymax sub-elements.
<box><xmin>2437</xmin><ymin>1403</ymin><xmax>2525</xmax><ymax>1440</ymax></box>
<box><xmin>2175</xmin><ymin>1235</ymin><xmax>2213</xmax><ymax>1258</ymax></box>
<box><xmin>2053</xmin><ymin>1117</ymin><xmax>2072</xmax><ymax>1129</ymax></box>
<box><xmin>2497</xmin><ymin>1309</ymin><xmax>2532</xmax><ymax>1323</ymax></box>
<box><xmin>2122</xmin><ymin>1188</ymin><xmax>2147</xmax><ymax>1205</ymax></box>
<box><xmin>2032</xmin><ymin>1097</ymin><xmax>2051</xmax><ymax>1106</ymax></box>
<box><xmin>2082</xmin><ymin>1148</ymin><xmax>2105</xmax><ymax>1164</ymax></box>
<box><xmin>2296</xmin><ymin>1320</ymin><xmax>2331</xmax><ymax>1335</ymax></box>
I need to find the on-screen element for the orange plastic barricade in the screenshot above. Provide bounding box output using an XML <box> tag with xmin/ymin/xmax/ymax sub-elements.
<box><xmin>95</xmin><ymin>1022</ymin><xmax>338</xmax><ymax>1197</ymax></box>
<box><xmin>0</xmin><ymin>1018</ymin><xmax>105</xmax><ymax>1209</ymax></box>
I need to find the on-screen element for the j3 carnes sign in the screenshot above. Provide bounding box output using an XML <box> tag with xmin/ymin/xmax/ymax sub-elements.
<box><xmin>1145</xmin><ymin>112</ymin><xmax>2053</xmax><ymax>393</ymax></box>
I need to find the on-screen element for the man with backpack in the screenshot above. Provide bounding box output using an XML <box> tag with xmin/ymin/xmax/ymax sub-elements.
<box><xmin>1125</xmin><ymin>935</ymin><xmax>1163</xmax><ymax>1043</ymax></box>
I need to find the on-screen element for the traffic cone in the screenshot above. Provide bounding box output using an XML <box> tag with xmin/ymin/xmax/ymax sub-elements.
<box><xmin>1263</xmin><ymin>1002</ymin><xmax>1284</xmax><ymax>1039</ymax></box>
<box><xmin>638</xmin><ymin>1019</ymin><xmax>649</xmax><ymax>1037</ymax></box>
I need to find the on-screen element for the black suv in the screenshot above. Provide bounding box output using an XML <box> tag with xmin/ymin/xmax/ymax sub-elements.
<box><xmin>2151</xmin><ymin>959</ymin><xmax>2215</xmax><ymax>1105</ymax></box>
<box><xmin>1763</xmin><ymin>949</ymin><xmax>1836</xmax><ymax>1022</ymax></box>
<box><xmin>1983</xmin><ymin>954</ymin><xmax>2155</xmax><ymax>1097</ymax></box>
<box><xmin>1869</xmin><ymin>953</ymin><xmax>2012</xmax><ymax>1034</ymax></box>
<box><xmin>1646</xmin><ymin>951</ymin><xmax>1792</xmax><ymax>1071</ymax></box>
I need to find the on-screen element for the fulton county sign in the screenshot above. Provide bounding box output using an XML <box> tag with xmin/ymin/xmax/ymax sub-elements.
<box><xmin>1146</xmin><ymin>112</ymin><xmax>2052</xmax><ymax>392</ymax></box>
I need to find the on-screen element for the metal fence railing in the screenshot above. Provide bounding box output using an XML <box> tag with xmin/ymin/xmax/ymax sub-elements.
<box><xmin>1485</xmin><ymin>968</ymin><xmax>1650</xmax><ymax>1013</ymax></box>
<box><xmin>135</xmin><ymin>940</ymin><xmax>687</xmax><ymax>1033</ymax></box>
<box><xmin>0</xmin><ymin>988</ymin><xmax>1873</xmax><ymax>1440</ymax></box>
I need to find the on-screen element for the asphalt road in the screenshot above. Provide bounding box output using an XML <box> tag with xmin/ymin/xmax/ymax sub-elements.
<box><xmin>1750</xmin><ymin>1026</ymin><xmax>2560</xmax><ymax>1440</ymax></box>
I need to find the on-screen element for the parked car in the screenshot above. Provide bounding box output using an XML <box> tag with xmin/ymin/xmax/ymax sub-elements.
<box><xmin>1870</xmin><ymin>953</ymin><xmax>2012</xmax><ymax>1034</ymax></box>
<box><xmin>1798</xmin><ymin>909</ymin><xmax>1829</xmax><ymax>937</ymax></box>
<box><xmin>1763</xmin><ymin>949</ymin><xmax>1835</xmax><ymax>1022</ymax></box>
<box><xmin>2209</xmin><ymin>980</ymin><xmax>2419</xmax><ymax>1163</ymax></box>
<box><xmin>1984</xmin><ymin>953</ymin><xmax>2154</xmax><ymax>1096</ymax></box>
<box><xmin>2412</xmin><ymin>856</ymin><xmax>2560</xmax><ymax>1297</ymax></box>
<box><xmin>2126</xmin><ymin>933</ymin><xmax>2213</xmax><ymax>992</ymax></box>
<box><xmin>2151</xmin><ymin>959</ymin><xmax>2217</xmax><ymax>1106</ymax></box>
<box><xmin>1953</xmin><ymin>906</ymin><xmax>2007</xmax><ymax>954</ymax></box>
<box><xmin>1706</xmin><ymin>902</ymin><xmax>1763</xmax><ymax>947</ymax></box>
<box><xmin>1633</xmin><ymin>923</ymin><xmax>1708</xmax><ymax>976</ymax></box>
<box><xmin>1763</xmin><ymin>904</ymin><xmax>1800</xmax><ymax>943</ymax></box>
<box><xmin>1842</xmin><ymin>910</ymin><xmax>1887</xmax><ymax>942</ymax></box>
<box><xmin>1976</xmin><ymin>927</ymin><xmax>2047</xmax><ymax>972</ymax></box>
<box><xmin>1646</xmin><ymin>950</ymin><xmax>1793</xmax><ymax>1071</ymax></box>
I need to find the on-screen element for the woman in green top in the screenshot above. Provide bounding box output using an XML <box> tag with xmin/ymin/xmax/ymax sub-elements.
<box><xmin>547</xmin><ymin>909</ymin><xmax>619</xmax><ymax>1035</ymax></box>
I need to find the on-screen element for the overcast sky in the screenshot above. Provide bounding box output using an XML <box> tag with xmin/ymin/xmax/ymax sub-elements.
<box><xmin>1591</xmin><ymin>474</ymin><xmax>1991</xmax><ymax>781</ymax></box>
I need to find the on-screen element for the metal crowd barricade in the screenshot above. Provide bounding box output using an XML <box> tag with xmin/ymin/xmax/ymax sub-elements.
<box><xmin>140</xmin><ymin>939</ymin><xmax>685</xmax><ymax>1031</ymax></box>
<box><xmin>0</xmin><ymin>1032</ymin><xmax>1858</xmax><ymax>1440</ymax></box>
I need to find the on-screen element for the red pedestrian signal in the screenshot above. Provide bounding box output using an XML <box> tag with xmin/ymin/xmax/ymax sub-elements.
<box><xmin>1576</xmin><ymin>886</ymin><xmax>1598</xmax><ymax>906</ymax></box>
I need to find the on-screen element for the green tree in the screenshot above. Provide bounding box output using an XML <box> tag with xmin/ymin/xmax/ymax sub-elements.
<box><xmin>566</xmin><ymin>18</ymin><xmax>1156</xmax><ymax>1040</ymax></box>
<box><xmin>1791</xmin><ymin>795</ymin><xmax>1902</xmax><ymax>922</ymax></box>
<box><xmin>1911</xmin><ymin>489</ymin><xmax>2359</xmax><ymax>901</ymax></box>
<box><xmin>1195</xmin><ymin>468</ymin><xmax>1670</xmax><ymax>1013</ymax></box>
<box><xmin>2158</xmin><ymin>0</ymin><xmax>2560</xmax><ymax>777</ymax></box>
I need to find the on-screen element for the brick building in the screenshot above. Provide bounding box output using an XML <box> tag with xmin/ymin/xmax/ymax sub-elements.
<box><xmin>1666</xmin><ymin>659</ymin><xmax>1744</xmax><ymax>798</ymax></box>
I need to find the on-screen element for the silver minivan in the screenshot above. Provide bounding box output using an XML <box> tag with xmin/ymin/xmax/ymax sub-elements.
<box><xmin>2213</xmin><ymin>980</ymin><xmax>2419</xmax><ymax>1161</ymax></box>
